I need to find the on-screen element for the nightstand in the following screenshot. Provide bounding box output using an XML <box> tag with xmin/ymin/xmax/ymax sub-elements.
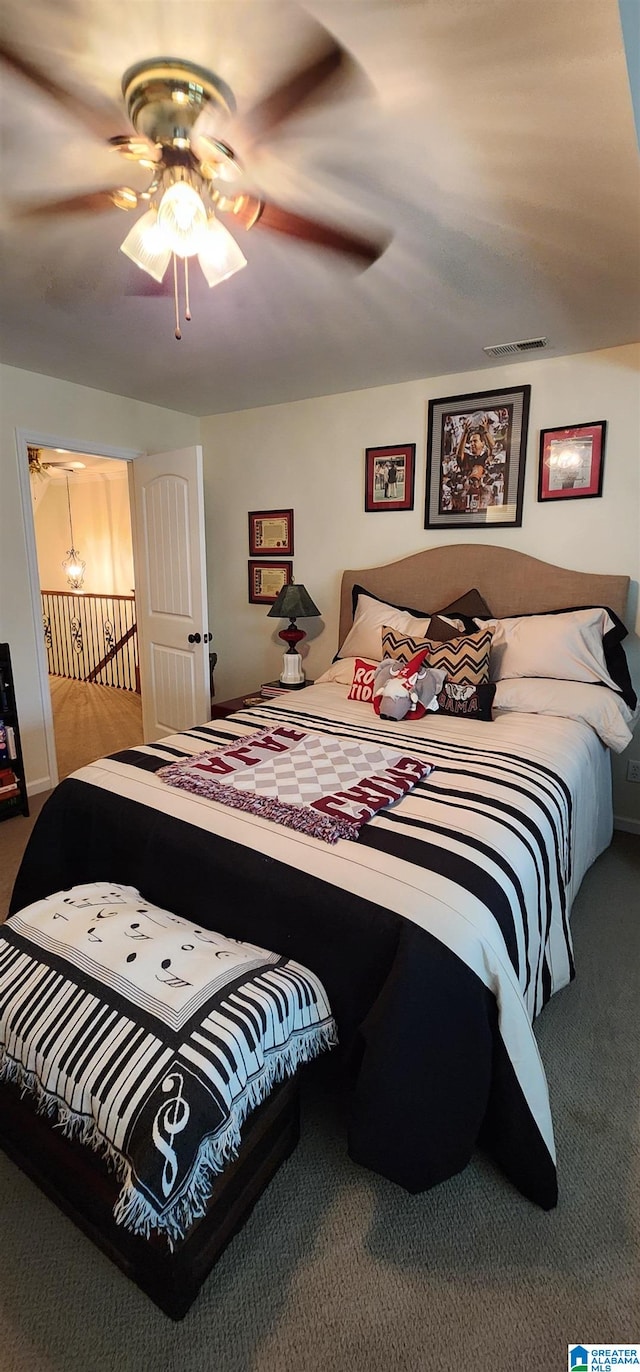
<box><xmin>209</xmin><ymin>683</ymin><xmax>314</xmax><ymax>720</ymax></box>
<box><xmin>209</xmin><ymin>692</ymin><xmax>265</xmax><ymax>720</ymax></box>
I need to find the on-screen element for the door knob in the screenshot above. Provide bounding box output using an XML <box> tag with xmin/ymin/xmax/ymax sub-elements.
<box><xmin>188</xmin><ymin>632</ymin><xmax>202</xmax><ymax>644</ymax></box>
<box><xmin>203</xmin><ymin>632</ymin><xmax>213</xmax><ymax>644</ymax></box>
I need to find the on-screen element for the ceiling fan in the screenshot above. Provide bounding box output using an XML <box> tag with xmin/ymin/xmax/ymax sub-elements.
<box><xmin>1</xmin><ymin>34</ymin><xmax>388</xmax><ymax>338</ymax></box>
<box><xmin>27</xmin><ymin>448</ymin><xmax>85</xmax><ymax>476</ymax></box>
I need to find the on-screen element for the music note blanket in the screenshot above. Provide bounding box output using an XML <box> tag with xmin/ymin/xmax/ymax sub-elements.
<box><xmin>0</xmin><ymin>883</ymin><xmax>337</xmax><ymax>1246</ymax></box>
<box><xmin>157</xmin><ymin>724</ymin><xmax>433</xmax><ymax>842</ymax></box>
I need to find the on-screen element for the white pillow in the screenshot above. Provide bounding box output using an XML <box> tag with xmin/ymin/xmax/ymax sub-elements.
<box><xmin>493</xmin><ymin>678</ymin><xmax>636</xmax><ymax>752</ymax></box>
<box><xmin>338</xmin><ymin>591</ymin><xmax>431</xmax><ymax>661</ymax></box>
<box><xmin>316</xmin><ymin>657</ymin><xmax>378</xmax><ymax>685</ymax></box>
<box><xmin>480</xmin><ymin>610</ymin><xmax>620</xmax><ymax>691</ymax></box>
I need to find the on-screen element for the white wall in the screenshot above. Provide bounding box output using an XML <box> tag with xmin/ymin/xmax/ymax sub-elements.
<box><xmin>0</xmin><ymin>365</ymin><xmax>199</xmax><ymax>792</ymax></box>
<box><xmin>201</xmin><ymin>342</ymin><xmax>640</xmax><ymax>825</ymax></box>
<box><xmin>34</xmin><ymin>469</ymin><xmax>134</xmax><ymax>597</ymax></box>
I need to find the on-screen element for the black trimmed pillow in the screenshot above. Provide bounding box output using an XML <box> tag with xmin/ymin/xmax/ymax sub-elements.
<box><xmin>349</xmin><ymin>583</ymin><xmax>493</xmax><ymax>624</ymax></box>
<box><xmin>473</xmin><ymin>606</ymin><xmax>636</xmax><ymax>709</ymax></box>
<box><xmin>337</xmin><ymin>592</ymin><xmax>432</xmax><ymax>661</ymax></box>
<box><xmin>349</xmin><ymin>583</ymin><xmax>428</xmax><ymax>621</ymax></box>
<box><xmin>335</xmin><ymin>584</ymin><xmax>494</xmax><ymax>660</ymax></box>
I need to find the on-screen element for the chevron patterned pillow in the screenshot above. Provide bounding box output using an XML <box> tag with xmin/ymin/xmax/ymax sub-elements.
<box><xmin>381</xmin><ymin>626</ymin><xmax>494</xmax><ymax>685</ymax></box>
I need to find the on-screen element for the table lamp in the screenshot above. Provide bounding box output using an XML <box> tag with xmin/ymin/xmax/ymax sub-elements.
<box><xmin>268</xmin><ymin>582</ymin><xmax>321</xmax><ymax>686</ymax></box>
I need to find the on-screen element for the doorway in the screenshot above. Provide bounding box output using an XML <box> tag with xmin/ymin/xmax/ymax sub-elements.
<box><xmin>28</xmin><ymin>444</ymin><xmax>143</xmax><ymax>781</ymax></box>
<box><xmin>17</xmin><ymin>433</ymin><xmax>210</xmax><ymax>791</ymax></box>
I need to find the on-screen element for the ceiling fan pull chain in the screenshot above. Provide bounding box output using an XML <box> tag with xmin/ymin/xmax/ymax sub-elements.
<box><xmin>184</xmin><ymin>257</ymin><xmax>191</xmax><ymax>323</ymax></box>
<box><xmin>172</xmin><ymin>253</ymin><xmax>181</xmax><ymax>340</ymax></box>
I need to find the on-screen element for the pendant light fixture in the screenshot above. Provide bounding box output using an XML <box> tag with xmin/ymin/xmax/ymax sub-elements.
<box><xmin>61</xmin><ymin>472</ymin><xmax>86</xmax><ymax>592</ymax></box>
<box><xmin>119</xmin><ymin>167</ymin><xmax>247</xmax><ymax>339</ymax></box>
<box><xmin>114</xmin><ymin>60</ymin><xmax>249</xmax><ymax>339</ymax></box>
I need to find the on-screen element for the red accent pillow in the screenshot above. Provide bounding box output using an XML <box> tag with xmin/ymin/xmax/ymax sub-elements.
<box><xmin>348</xmin><ymin>659</ymin><xmax>377</xmax><ymax>703</ymax></box>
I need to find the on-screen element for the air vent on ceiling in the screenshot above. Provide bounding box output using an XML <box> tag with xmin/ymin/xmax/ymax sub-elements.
<box><xmin>483</xmin><ymin>336</ymin><xmax>549</xmax><ymax>358</ymax></box>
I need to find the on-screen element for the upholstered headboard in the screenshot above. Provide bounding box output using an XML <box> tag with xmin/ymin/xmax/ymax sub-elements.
<box><xmin>338</xmin><ymin>545</ymin><xmax>630</xmax><ymax>649</ymax></box>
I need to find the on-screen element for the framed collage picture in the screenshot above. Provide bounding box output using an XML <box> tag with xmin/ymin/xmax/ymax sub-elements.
<box><xmin>538</xmin><ymin>421</ymin><xmax>606</xmax><ymax>501</ymax></box>
<box><xmin>424</xmin><ymin>385</ymin><xmax>531</xmax><ymax>529</ymax></box>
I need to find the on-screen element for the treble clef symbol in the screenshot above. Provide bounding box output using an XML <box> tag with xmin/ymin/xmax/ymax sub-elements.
<box><xmin>151</xmin><ymin>1072</ymin><xmax>191</xmax><ymax>1198</ymax></box>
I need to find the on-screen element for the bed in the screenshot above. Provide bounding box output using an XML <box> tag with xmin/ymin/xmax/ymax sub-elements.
<box><xmin>8</xmin><ymin>546</ymin><xmax>636</xmax><ymax>1217</ymax></box>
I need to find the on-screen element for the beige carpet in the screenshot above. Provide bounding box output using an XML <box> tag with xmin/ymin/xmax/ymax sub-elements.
<box><xmin>0</xmin><ymin>678</ymin><xmax>142</xmax><ymax>920</ymax></box>
<box><xmin>0</xmin><ymin>815</ymin><xmax>637</xmax><ymax>1371</ymax></box>
<box><xmin>49</xmin><ymin>675</ymin><xmax>143</xmax><ymax>780</ymax></box>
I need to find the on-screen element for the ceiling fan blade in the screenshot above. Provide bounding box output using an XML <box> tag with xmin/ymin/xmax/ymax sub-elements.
<box><xmin>15</xmin><ymin>190</ymin><xmax>121</xmax><ymax>219</ymax></box>
<box><xmin>239</xmin><ymin>40</ymin><xmax>347</xmax><ymax>145</ymax></box>
<box><xmin>0</xmin><ymin>39</ymin><xmax>127</xmax><ymax>142</ymax></box>
<box><xmin>227</xmin><ymin>197</ymin><xmax>387</xmax><ymax>266</ymax></box>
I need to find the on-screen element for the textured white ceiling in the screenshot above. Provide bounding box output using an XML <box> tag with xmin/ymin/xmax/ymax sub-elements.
<box><xmin>0</xmin><ymin>0</ymin><xmax>638</xmax><ymax>416</ymax></box>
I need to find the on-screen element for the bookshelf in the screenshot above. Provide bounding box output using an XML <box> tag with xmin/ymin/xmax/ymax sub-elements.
<box><xmin>0</xmin><ymin>643</ymin><xmax>29</xmax><ymax>821</ymax></box>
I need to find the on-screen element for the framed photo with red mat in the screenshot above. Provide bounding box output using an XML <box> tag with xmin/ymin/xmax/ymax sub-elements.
<box><xmin>365</xmin><ymin>444</ymin><xmax>415</xmax><ymax>512</ymax></box>
<box><xmin>538</xmin><ymin>421</ymin><xmax>606</xmax><ymax>502</ymax></box>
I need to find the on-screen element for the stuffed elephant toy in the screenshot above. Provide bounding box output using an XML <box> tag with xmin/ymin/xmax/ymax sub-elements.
<box><xmin>373</xmin><ymin>648</ymin><xmax>446</xmax><ymax>721</ymax></box>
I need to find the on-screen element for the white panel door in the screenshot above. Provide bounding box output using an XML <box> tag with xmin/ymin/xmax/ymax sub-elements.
<box><xmin>131</xmin><ymin>446</ymin><xmax>210</xmax><ymax>740</ymax></box>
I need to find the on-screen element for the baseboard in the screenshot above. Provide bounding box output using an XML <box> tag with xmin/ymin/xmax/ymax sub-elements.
<box><xmin>26</xmin><ymin>776</ymin><xmax>53</xmax><ymax>797</ymax></box>
<box><xmin>613</xmin><ymin>815</ymin><xmax>640</xmax><ymax>836</ymax></box>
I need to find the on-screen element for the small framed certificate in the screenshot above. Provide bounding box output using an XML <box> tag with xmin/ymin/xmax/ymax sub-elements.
<box><xmin>248</xmin><ymin>509</ymin><xmax>294</xmax><ymax>556</ymax></box>
<box><xmin>248</xmin><ymin>560</ymin><xmax>293</xmax><ymax>604</ymax></box>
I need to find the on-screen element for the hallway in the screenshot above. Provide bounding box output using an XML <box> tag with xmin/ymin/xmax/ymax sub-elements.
<box><xmin>49</xmin><ymin>676</ymin><xmax>143</xmax><ymax>779</ymax></box>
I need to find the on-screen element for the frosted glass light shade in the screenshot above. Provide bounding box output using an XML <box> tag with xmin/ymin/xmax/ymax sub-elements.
<box><xmin>120</xmin><ymin>209</ymin><xmax>172</xmax><ymax>282</ymax></box>
<box><xmin>197</xmin><ymin>215</ymin><xmax>247</xmax><ymax>287</ymax></box>
<box><xmin>157</xmin><ymin>182</ymin><xmax>208</xmax><ymax>257</ymax></box>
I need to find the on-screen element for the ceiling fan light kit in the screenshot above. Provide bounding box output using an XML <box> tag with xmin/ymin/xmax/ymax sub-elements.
<box><xmin>1</xmin><ymin>37</ymin><xmax>386</xmax><ymax>341</ymax></box>
<box><xmin>119</xmin><ymin>170</ymin><xmax>247</xmax><ymax>335</ymax></box>
<box><xmin>114</xmin><ymin>61</ymin><xmax>251</xmax><ymax>337</ymax></box>
<box><xmin>197</xmin><ymin>216</ymin><xmax>247</xmax><ymax>287</ymax></box>
<box><xmin>120</xmin><ymin>209</ymin><xmax>172</xmax><ymax>284</ymax></box>
<box><xmin>110</xmin><ymin>186</ymin><xmax>139</xmax><ymax>212</ymax></box>
<box><xmin>156</xmin><ymin>180</ymin><xmax>208</xmax><ymax>256</ymax></box>
<box><xmin>121</xmin><ymin>58</ymin><xmax>236</xmax><ymax>144</ymax></box>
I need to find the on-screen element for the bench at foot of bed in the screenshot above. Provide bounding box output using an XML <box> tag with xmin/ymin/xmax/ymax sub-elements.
<box><xmin>0</xmin><ymin>1072</ymin><xmax>300</xmax><ymax>1320</ymax></box>
<box><xmin>0</xmin><ymin>882</ymin><xmax>337</xmax><ymax>1318</ymax></box>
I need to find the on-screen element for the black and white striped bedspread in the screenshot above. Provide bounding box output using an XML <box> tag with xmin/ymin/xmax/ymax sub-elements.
<box><xmin>0</xmin><ymin>883</ymin><xmax>336</xmax><ymax>1245</ymax></box>
<box><xmin>9</xmin><ymin>684</ymin><xmax>612</xmax><ymax>1206</ymax></box>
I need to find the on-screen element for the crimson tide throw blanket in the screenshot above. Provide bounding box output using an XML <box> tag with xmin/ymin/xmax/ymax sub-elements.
<box><xmin>157</xmin><ymin>725</ymin><xmax>433</xmax><ymax>842</ymax></box>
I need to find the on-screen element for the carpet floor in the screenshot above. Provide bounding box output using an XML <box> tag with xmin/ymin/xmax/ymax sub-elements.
<box><xmin>49</xmin><ymin>675</ymin><xmax>142</xmax><ymax>780</ymax></box>
<box><xmin>0</xmin><ymin>677</ymin><xmax>142</xmax><ymax>919</ymax></box>
<box><xmin>0</xmin><ymin>814</ymin><xmax>637</xmax><ymax>1369</ymax></box>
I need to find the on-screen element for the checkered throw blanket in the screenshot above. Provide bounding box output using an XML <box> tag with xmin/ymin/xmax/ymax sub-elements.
<box><xmin>0</xmin><ymin>884</ymin><xmax>336</xmax><ymax>1246</ymax></box>
<box><xmin>157</xmin><ymin>724</ymin><xmax>433</xmax><ymax>842</ymax></box>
